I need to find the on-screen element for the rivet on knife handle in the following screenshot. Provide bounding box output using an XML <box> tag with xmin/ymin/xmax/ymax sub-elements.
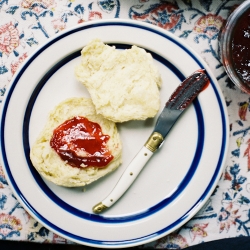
<box><xmin>92</xmin><ymin>69</ymin><xmax>209</xmax><ymax>214</ymax></box>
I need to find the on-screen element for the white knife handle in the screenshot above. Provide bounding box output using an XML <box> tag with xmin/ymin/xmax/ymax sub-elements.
<box><xmin>93</xmin><ymin>146</ymin><xmax>153</xmax><ymax>213</ymax></box>
<box><xmin>92</xmin><ymin>132</ymin><xmax>164</xmax><ymax>214</ymax></box>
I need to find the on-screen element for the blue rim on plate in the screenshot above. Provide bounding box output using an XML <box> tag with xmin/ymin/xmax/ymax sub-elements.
<box><xmin>0</xmin><ymin>20</ymin><xmax>228</xmax><ymax>247</ymax></box>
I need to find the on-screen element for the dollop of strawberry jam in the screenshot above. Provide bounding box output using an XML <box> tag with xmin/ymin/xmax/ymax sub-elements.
<box><xmin>50</xmin><ymin>116</ymin><xmax>113</xmax><ymax>168</ymax></box>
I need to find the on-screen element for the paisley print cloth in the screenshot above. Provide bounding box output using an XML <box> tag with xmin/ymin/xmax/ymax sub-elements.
<box><xmin>0</xmin><ymin>0</ymin><xmax>248</xmax><ymax>248</ymax></box>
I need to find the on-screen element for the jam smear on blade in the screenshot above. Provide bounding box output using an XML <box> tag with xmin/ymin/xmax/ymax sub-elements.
<box><xmin>166</xmin><ymin>69</ymin><xmax>209</xmax><ymax>110</ymax></box>
<box><xmin>50</xmin><ymin>116</ymin><xmax>113</xmax><ymax>168</ymax></box>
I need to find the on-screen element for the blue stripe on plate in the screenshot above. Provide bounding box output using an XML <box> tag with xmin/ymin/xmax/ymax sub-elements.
<box><xmin>1</xmin><ymin>21</ymin><xmax>227</xmax><ymax>246</ymax></box>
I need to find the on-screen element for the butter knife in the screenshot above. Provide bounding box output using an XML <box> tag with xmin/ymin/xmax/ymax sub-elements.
<box><xmin>92</xmin><ymin>69</ymin><xmax>209</xmax><ymax>214</ymax></box>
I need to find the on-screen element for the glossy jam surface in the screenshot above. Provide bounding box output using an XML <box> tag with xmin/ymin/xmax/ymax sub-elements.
<box><xmin>232</xmin><ymin>9</ymin><xmax>250</xmax><ymax>84</ymax></box>
<box><xmin>50</xmin><ymin>116</ymin><xmax>113</xmax><ymax>168</ymax></box>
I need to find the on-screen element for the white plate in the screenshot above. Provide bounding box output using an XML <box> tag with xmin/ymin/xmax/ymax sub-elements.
<box><xmin>0</xmin><ymin>19</ymin><xmax>229</xmax><ymax>248</ymax></box>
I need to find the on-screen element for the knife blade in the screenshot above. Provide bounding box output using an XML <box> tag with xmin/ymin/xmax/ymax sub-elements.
<box><xmin>92</xmin><ymin>69</ymin><xmax>209</xmax><ymax>214</ymax></box>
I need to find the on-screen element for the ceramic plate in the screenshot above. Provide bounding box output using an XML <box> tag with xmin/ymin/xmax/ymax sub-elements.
<box><xmin>0</xmin><ymin>19</ymin><xmax>229</xmax><ymax>248</ymax></box>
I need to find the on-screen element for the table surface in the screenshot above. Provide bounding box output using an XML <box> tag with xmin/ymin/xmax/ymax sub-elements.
<box><xmin>0</xmin><ymin>0</ymin><xmax>248</xmax><ymax>248</ymax></box>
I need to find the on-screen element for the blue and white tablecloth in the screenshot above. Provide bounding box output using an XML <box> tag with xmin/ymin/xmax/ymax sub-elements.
<box><xmin>0</xmin><ymin>0</ymin><xmax>249</xmax><ymax>248</ymax></box>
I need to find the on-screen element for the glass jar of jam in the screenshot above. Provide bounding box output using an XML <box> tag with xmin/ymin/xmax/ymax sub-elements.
<box><xmin>221</xmin><ymin>1</ymin><xmax>250</xmax><ymax>94</ymax></box>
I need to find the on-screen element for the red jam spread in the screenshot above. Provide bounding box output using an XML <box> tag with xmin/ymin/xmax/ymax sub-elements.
<box><xmin>50</xmin><ymin>116</ymin><xmax>113</xmax><ymax>168</ymax></box>
<box><xmin>231</xmin><ymin>9</ymin><xmax>250</xmax><ymax>84</ymax></box>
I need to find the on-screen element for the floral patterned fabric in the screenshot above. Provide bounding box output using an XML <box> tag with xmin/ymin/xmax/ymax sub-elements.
<box><xmin>0</xmin><ymin>0</ymin><xmax>248</xmax><ymax>248</ymax></box>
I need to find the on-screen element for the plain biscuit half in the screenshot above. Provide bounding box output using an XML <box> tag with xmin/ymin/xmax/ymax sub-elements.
<box><xmin>75</xmin><ymin>39</ymin><xmax>162</xmax><ymax>123</ymax></box>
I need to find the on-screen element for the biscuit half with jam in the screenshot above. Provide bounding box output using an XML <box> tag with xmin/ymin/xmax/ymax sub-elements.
<box><xmin>30</xmin><ymin>97</ymin><xmax>122</xmax><ymax>187</ymax></box>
